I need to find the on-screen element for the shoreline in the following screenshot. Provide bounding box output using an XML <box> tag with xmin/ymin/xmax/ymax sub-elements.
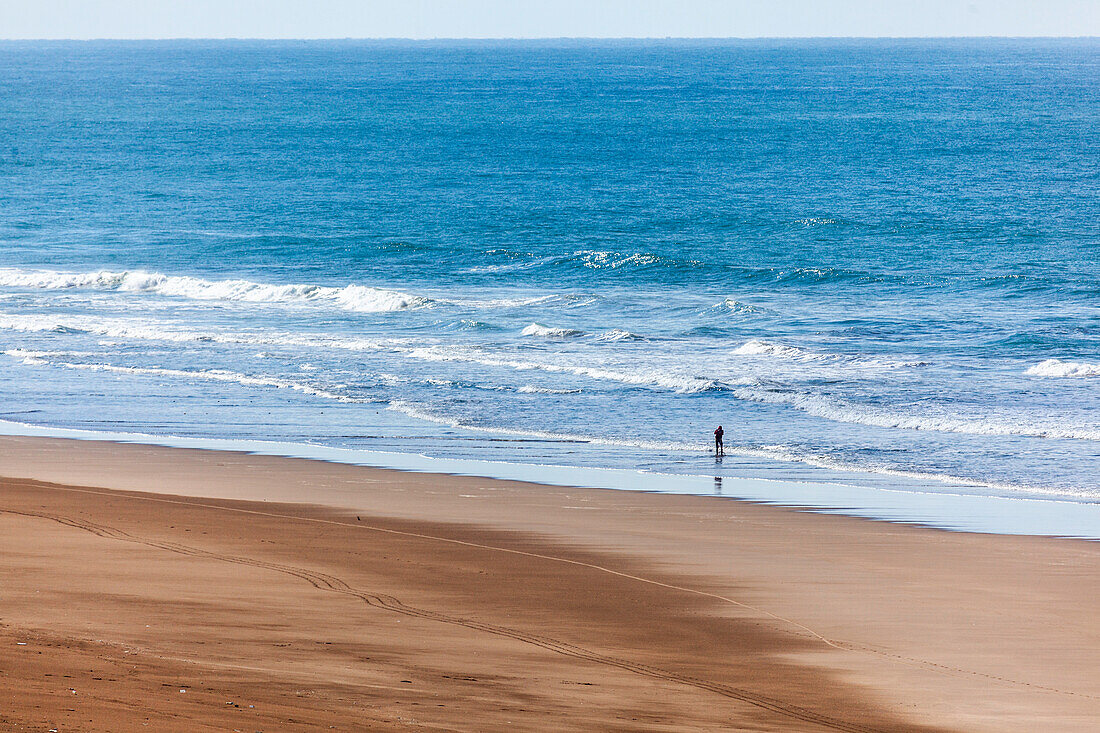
<box><xmin>1</xmin><ymin>421</ymin><xmax>1099</xmax><ymax>539</ymax></box>
<box><xmin>2</xmin><ymin>435</ymin><xmax>1099</xmax><ymax>731</ymax></box>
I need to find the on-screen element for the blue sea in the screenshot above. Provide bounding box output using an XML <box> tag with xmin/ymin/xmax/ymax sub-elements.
<box><xmin>0</xmin><ymin>39</ymin><xmax>1098</xmax><ymax>530</ymax></box>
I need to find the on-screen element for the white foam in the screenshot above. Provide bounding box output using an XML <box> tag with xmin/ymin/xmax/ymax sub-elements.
<box><xmin>3</xmin><ymin>349</ymin><xmax>96</xmax><ymax>359</ymax></box>
<box><xmin>734</xmin><ymin>339</ymin><xmax>826</xmax><ymax>360</ymax></box>
<box><xmin>404</xmin><ymin>344</ymin><xmax>725</xmax><ymax>394</ymax></box>
<box><xmin>2</xmin><ymin>343</ymin><xmax>1087</xmax><ymax>503</ymax></box>
<box><xmin>734</xmin><ymin>386</ymin><xmax>1100</xmax><ymax>442</ymax></box>
<box><xmin>521</xmin><ymin>323</ymin><xmax>585</xmax><ymax>338</ymax></box>
<box><xmin>517</xmin><ymin>385</ymin><xmax>582</xmax><ymax>394</ymax></box>
<box><xmin>582</xmin><ymin>251</ymin><xmax>661</xmax><ymax>269</ymax></box>
<box><xmin>1026</xmin><ymin>359</ymin><xmax>1100</xmax><ymax>378</ymax></box>
<box><xmin>0</xmin><ymin>310</ymin><xmax>736</xmax><ymax>395</ymax></box>
<box><xmin>0</xmin><ymin>312</ymin><xmax>409</xmax><ymax>352</ymax></box>
<box><xmin>595</xmin><ymin>329</ymin><xmax>645</xmax><ymax>342</ymax></box>
<box><xmin>732</xmin><ymin>339</ymin><xmax>926</xmax><ymax>369</ymax></box>
<box><xmin>470</xmin><ymin>250</ymin><xmax>684</xmax><ymax>273</ymax></box>
<box><xmin>0</xmin><ymin>266</ymin><xmax>613</xmax><ymax>315</ymax></box>
<box><xmin>0</xmin><ymin>267</ymin><xmax>430</xmax><ymax>312</ymax></box>
<box><xmin>576</xmin><ymin>250</ymin><xmax>697</xmax><ymax>270</ymax></box>
<box><xmin>7</xmin><ymin>352</ymin><xmax>370</xmax><ymax>404</ymax></box>
<box><xmin>450</xmin><ymin>294</ymin><xmax>559</xmax><ymax>307</ymax></box>
<box><xmin>709</xmin><ymin>298</ymin><xmax>765</xmax><ymax>316</ymax></box>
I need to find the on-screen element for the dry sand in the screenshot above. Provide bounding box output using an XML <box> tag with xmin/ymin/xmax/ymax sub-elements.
<box><xmin>1</xmin><ymin>435</ymin><xmax>1098</xmax><ymax>732</ymax></box>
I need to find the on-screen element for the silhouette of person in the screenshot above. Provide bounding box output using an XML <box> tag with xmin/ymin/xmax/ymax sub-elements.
<box><xmin>714</xmin><ymin>425</ymin><xmax>724</xmax><ymax>456</ymax></box>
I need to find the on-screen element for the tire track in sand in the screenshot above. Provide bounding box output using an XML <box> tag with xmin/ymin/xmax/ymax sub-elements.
<box><xmin>4</xmin><ymin>507</ymin><xmax>885</xmax><ymax>733</ymax></box>
<box><xmin>2</xmin><ymin>479</ymin><xmax>1093</xmax><ymax>704</ymax></box>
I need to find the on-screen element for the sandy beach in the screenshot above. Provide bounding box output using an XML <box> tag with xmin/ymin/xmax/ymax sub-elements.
<box><xmin>1</xmin><ymin>435</ymin><xmax>1098</xmax><ymax>732</ymax></box>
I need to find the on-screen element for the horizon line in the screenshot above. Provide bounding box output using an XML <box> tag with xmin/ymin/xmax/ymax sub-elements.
<box><xmin>1</xmin><ymin>35</ymin><xmax>1098</xmax><ymax>42</ymax></box>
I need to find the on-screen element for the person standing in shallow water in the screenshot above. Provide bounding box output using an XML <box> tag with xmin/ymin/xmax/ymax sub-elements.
<box><xmin>714</xmin><ymin>425</ymin><xmax>724</xmax><ymax>456</ymax></box>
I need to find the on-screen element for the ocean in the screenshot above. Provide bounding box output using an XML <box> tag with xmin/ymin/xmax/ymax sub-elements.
<box><xmin>0</xmin><ymin>39</ymin><xmax>1098</xmax><ymax>525</ymax></box>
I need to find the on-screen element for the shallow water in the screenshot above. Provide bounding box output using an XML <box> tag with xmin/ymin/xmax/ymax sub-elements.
<box><xmin>0</xmin><ymin>39</ymin><xmax>1097</xmax><ymax>529</ymax></box>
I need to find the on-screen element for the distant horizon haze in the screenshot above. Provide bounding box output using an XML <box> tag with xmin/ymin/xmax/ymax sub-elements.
<box><xmin>1</xmin><ymin>36</ymin><xmax>1100</xmax><ymax>42</ymax></box>
<box><xmin>0</xmin><ymin>0</ymin><xmax>1098</xmax><ymax>40</ymax></box>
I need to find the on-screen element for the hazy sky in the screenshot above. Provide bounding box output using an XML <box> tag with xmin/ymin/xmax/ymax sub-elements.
<box><xmin>1</xmin><ymin>0</ymin><xmax>1098</xmax><ymax>39</ymax></box>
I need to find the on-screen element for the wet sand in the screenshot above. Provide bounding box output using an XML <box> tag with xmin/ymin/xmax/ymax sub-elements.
<box><xmin>1</xmin><ymin>436</ymin><xmax>1098</xmax><ymax>731</ymax></box>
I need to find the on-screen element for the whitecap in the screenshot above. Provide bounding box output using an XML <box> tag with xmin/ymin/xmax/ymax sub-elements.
<box><xmin>733</xmin><ymin>339</ymin><xmax>926</xmax><ymax>369</ymax></box>
<box><xmin>595</xmin><ymin>329</ymin><xmax>645</xmax><ymax>342</ymax></box>
<box><xmin>1025</xmin><ymin>358</ymin><xmax>1100</xmax><ymax>378</ymax></box>
<box><xmin>733</xmin><ymin>339</ymin><xmax>827</xmax><ymax>360</ymax></box>
<box><xmin>521</xmin><ymin>323</ymin><xmax>585</xmax><ymax>338</ymax></box>
<box><xmin>516</xmin><ymin>385</ymin><xmax>582</xmax><ymax>394</ymax></box>
<box><xmin>707</xmin><ymin>298</ymin><xmax>765</xmax><ymax>316</ymax></box>
<box><xmin>0</xmin><ymin>267</ymin><xmax>430</xmax><ymax>313</ymax></box>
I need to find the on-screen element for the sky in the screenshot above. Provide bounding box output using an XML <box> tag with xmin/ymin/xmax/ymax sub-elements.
<box><xmin>0</xmin><ymin>0</ymin><xmax>1098</xmax><ymax>40</ymax></box>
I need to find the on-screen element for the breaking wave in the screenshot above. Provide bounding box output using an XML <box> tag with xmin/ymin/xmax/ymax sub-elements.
<box><xmin>594</xmin><ymin>329</ymin><xmax>646</xmax><ymax>342</ymax></box>
<box><xmin>521</xmin><ymin>322</ymin><xmax>586</xmax><ymax>338</ymax></box>
<box><xmin>467</xmin><ymin>249</ymin><xmax>704</xmax><ymax>275</ymax></box>
<box><xmin>516</xmin><ymin>384</ymin><xmax>582</xmax><ymax>394</ymax></box>
<box><xmin>705</xmin><ymin>298</ymin><xmax>766</xmax><ymax>317</ymax></box>
<box><xmin>1026</xmin><ymin>359</ymin><xmax>1100</xmax><ymax>378</ymax></box>
<box><xmin>732</xmin><ymin>339</ymin><xmax>927</xmax><ymax>369</ymax></box>
<box><xmin>0</xmin><ymin>267</ymin><xmax>431</xmax><ymax>313</ymax></box>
